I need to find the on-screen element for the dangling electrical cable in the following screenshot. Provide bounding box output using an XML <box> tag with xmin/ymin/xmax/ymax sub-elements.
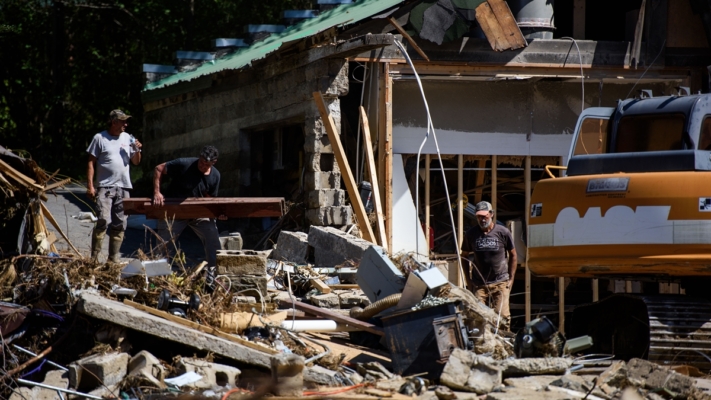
<box><xmin>393</xmin><ymin>40</ymin><xmax>465</xmax><ymax>280</ymax></box>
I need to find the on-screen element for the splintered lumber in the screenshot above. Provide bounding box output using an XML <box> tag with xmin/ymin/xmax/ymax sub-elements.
<box><xmin>0</xmin><ymin>158</ymin><xmax>43</xmax><ymax>191</ymax></box>
<box><xmin>476</xmin><ymin>0</ymin><xmax>527</xmax><ymax>51</ymax></box>
<box><xmin>77</xmin><ymin>293</ymin><xmax>275</xmax><ymax>367</ymax></box>
<box><xmin>39</xmin><ymin>202</ymin><xmax>83</xmax><ymax>257</ymax></box>
<box><xmin>280</xmin><ymin>299</ymin><xmax>384</xmax><ymax>336</ymax></box>
<box><xmin>122</xmin><ymin>197</ymin><xmax>285</xmax><ymax>219</ymax></box>
<box><xmin>359</xmin><ymin>107</ymin><xmax>388</xmax><ymax>250</ymax></box>
<box><xmin>313</xmin><ymin>92</ymin><xmax>376</xmax><ymax>244</ymax></box>
<box><xmin>387</xmin><ymin>17</ymin><xmax>429</xmax><ymax>61</ymax></box>
<box><xmin>43</xmin><ymin>178</ymin><xmax>71</xmax><ymax>192</ymax></box>
<box><xmin>310</xmin><ymin>278</ymin><xmax>331</xmax><ymax>294</ymax></box>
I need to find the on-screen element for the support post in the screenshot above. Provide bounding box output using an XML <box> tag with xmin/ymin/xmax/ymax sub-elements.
<box><xmin>525</xmin><ymin>155</ymin><xmax>531</xmax><ymax>323</ymax></box>
<box><xmin>313</xmin><ymin>92</ymin><xmax>376</xmax><ymax>243</ymax></box>
<box><xmin>491</xmin><ymin>155</ymin><xmax>497</xmax><ymax>215</ymax></box>
<box><xmin>558</xmin><ymin>277</ymin><xmax>565</xmax><ymax>334</ymax></box>
<box><xmin>425</xmin><ymin>154</ymin><xmax>431</xmax><ymax>253</ymax></box>
<box><xmin>359</xmin><ymin>107</ymin><xmax>388</xmax><ymax>249</ymax></box>
<box><xmin>573</xmin><ymin>0</ymin><xmax>585</xmax><ymax>39</ymax></box>
<box><xmin>474</xmin><ymin>158</ymin><xmax>487</xmax><ymax>203</ymax></box>
<box><xmin>378</xmin><ymin>63</ymin><xmax>393</xmax><ymax>253</ymax></box>
<box><xmin>458</xmin><ymin>154</ymin><xmax>464</xmax><ymax>250</ymax></box>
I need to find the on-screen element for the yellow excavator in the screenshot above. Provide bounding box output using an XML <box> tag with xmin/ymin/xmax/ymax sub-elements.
<box><xmin>529</xmin><ymin>90</ymin><xmax>711</xmax><ymax>369</ymax></box>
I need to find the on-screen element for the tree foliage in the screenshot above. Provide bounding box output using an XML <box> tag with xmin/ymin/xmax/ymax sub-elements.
<box><xmin>0</xmin><ymin>0</ymin><xmax>311</xmax><ymax>178</ymax></box>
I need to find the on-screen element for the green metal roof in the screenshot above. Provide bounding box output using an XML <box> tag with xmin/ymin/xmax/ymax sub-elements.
<box><xmin>143</xmin><ymin>0</ymin><xmax>404</xmax><ymax>92</ymax></box>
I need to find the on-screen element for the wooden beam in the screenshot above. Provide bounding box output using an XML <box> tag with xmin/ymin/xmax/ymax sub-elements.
<box><xmin>386</xmin><ymin>17</ymin><xmax>430</xmax><ymax>62</ymax></box>
<box><xmin>378</xmin><ymin>64</ymin><xmax>393</xmax><ymax>252</ymax></box>
<box><xmin>573</xmin><ymin>0</ymin><xmax>585</xmax><ymax>39</ymax></box>
<box><xmin>491</xmin><ymin>155</ymin><xmax>497</xmax><ymax>216</ymax></box>
<box><xmin>310</xmin><ymin>278</ymin><xmax>331</xmax><ymax>294</ymax></box>
<box><xmin>457</xmin><ymin>155</ymin><xmax>464</xmax><ymax>250</ymax></box>
<box><xmin>123</xmin><ymin>197</ymin><xmax>285</xmax><ymax>219</ymax></box>
<box><xmin>313</xmin><ymin>92</ymin><xmax>376</xmax><ymax>244</ymax></box>
<box><xmin>0</xmin><ymin>158</ymin><xmax>43</xmax><ymax>191</ymax></box>
<box><xmin>39</xmin><ymin>202</ymin><xmax>83</xmax><ymax>257</ymax></box>
<box><xmin>525</xmin><ymin>155</ymin><xmax>531</xmax><ymax>323</ymax></box>
<box><xmin>425</xmin><ymin>154</ymin><xmax>431</xmax><ymax>253</ymax></box>
<box><xmin>279</xmin><ymin>299</ymin><xmax>384</xmax><ymax>336</ymax></box>
<box><xmin>359</xmin><ymin>106</ymin><xmax>388</xmax><ymax>249</ymax></box>
<box><xmin>558</xmin><ymin>277</ymin><xmax>565</xmax><ymax>334</ymax></box>
<box><xmin>486</xmin><ymin>0</ymin><xmax>527</xmax><ymax>49</ymax></box>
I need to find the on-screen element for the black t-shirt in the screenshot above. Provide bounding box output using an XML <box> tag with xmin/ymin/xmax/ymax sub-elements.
<box><xmin>164</xmin><ymin>157</ymin><xmax>220</xmax><ymax>198</ymax></box>
<box><xmin>463</xmin><ymin>224</ymin><xmax>514</xmax><ymax>286</ymax></box>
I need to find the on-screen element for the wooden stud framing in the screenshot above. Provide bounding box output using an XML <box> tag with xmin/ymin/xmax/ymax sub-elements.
<box><xmin>359</xmin><ymin>106</ymin><xmax>388</xmax><ymax>249</ymax></box>
<box><xmin>457</xmin><ymin>155</ymin><xmax>464</xmax><ymax>250</ymax></box>
<box><xmin>313</xmin><ymin>92</ymin><xmax>376</xmax><ymax>243</ymax></box>
<box><xmin>378</xmin><ymin>63</ymin><xmax>393</xmax><ymax>252</ymax></box>
<box><xmin>525</xmin><ymin>155</ymin><xmax>532</xmax><ymax>323</ymax></box>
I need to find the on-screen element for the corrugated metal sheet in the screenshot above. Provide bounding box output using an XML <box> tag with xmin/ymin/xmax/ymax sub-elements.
<box><xmin>143</xmin><ymin>0</ymin><xmax>404</xmax><ymax>92</ymax></box>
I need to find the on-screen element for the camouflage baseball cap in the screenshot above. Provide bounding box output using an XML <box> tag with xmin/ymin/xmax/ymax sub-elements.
<box><xmin>475</xmin><ymin>201</ymin><xmax>494</xmax><ymax>216</ymax></box>
<box><xmin>109</xmin><ymin>109</ymin><xmax>132</xmax><ymax>120</ymax></box>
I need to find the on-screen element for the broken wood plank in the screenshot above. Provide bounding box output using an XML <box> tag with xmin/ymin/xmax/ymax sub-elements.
<box><xmin>304</xmin><ymin>332</ymin><xmax>391</xmax><ymax>365</ymax></box>
<box><xmin>122</xmin><ymin>197</ymin><xmax>285</xmax><ymax>219</ymax></box>
<box><xmin>0</xmin><ymin>158</ymin><xmax>43</xmax><ymax>191</ymax></box>
<box><xmin>280</xmin><ymin>299</ymin><xmax>384</xmax><ymax>336</ymax></box>
<box><xmin>386</xmin><ymin>17</ymin><xmax>430</xmax><ymax>61</ymax></box>
<box><xmin>328</xmin><ymin>284</ymin><xmax>360</xmax><ymax>290</ymax></box>
<box><xmin>123</xmin><ymin>299</ymin><xmax>279</xmax><ymax>355</ymax></box>
<box><xmin>476</xmin><ymin>2</ymin><xmax>509</xmax><ymax>51</ymax></box>
<box><xmin>39</xmin><ymin>202</ymin><xmax>83</xmax><ymax>257</ymax></box>
<box><xmin>486</xmin><ymin>0</ymin><xmax>527</xmax><ymax>50</ymax></box>
<box><xmin>310</xmin><ymin>278</ymin><xmax>331</xmax><ymax>294</ymax></box>
<box><xmin>313</xmin><ymin>92</ymin><xmax>376</xmax><ymax>244</ymax></box>
<box><xmin>359</xmin><ymin>106</ymin><xmax>388</xmax><ymax>250</ymax></box>
<box><xmin>43</xmin><ymin>178</ymin><xmax>71</xmax><ymax>192</ymax></box>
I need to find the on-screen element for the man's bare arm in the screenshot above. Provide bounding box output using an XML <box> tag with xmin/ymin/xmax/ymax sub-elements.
<box><xmin>152</xmin><ymin>162</ymin><xmax>167</xmax><ymax>206</ymax></box>
<box><xmin>507</xmin><ymin>248</ymin><xmax>518</xmax><ymax>289</ymax></box>
<box><xmin>87</xmin><ymin>155</ymin><xmax>97</xmax><ymax>199</ymax></box>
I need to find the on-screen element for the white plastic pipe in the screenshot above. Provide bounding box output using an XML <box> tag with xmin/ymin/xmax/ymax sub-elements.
<box><xmin>280</xmin><ymin>320</ymin><xmax>356</xmax><ymax>332</ymax></box>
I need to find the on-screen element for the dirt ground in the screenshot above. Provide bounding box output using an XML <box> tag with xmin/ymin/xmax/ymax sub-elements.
<box><xmin>44</xmin><ymin>182</ymin><xmax>207</xmax><ymax>265</ymax></box>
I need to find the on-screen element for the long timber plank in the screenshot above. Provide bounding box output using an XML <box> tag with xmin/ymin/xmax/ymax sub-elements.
<box><xmin>123</xmin><ymin>197</ymin><xmax>285</xmax><ymax>219</ymax></box>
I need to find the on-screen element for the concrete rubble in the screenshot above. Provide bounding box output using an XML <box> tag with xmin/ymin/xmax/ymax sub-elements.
<box><xmin>3</xmin><ymin>210</ymin><xmax>711</xmax><ymax>399</ymax></box>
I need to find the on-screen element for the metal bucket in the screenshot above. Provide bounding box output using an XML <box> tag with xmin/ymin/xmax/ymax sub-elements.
<box><xmin>507</xmin><ymin>0</ymin><xmax>555</xmax><ymax>40</ymax></box>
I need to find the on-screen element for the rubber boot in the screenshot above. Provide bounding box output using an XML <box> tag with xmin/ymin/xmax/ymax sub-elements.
<box><xmin>108</xmin><ymin>231</ymin><xmax>124</xmax><ymax>263</ymax></box>
<box><xmin>90</xmin><ymin>229</ymin><xmax>106</xmax><ymax>261</ymax></box>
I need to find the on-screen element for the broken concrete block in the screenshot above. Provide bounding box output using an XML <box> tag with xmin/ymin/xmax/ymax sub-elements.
<box><xmin>87</xmin><ymin>383</ymin><xmax>120</xmax><ymax>399</ymax></box>
<box><xmin>503</xmin><ymin>375</ymin><xmax>561</xmax><ymax>390</ymax></box>
<box><xmin>177</xmin><ymin>357</ymin><xmax>241</xmax><ymax>389</ymax></box>
<box><xmin>271</xmin><ymin>231</ymin><xmax>309</xmax><ymax>264</ymax></box>
<box><xmin>128</xmin><ymin>350</ymin><xmax>165</xmax><ymax>388</ymax></box>
<box><xmin>216</xmin><ymin>250</ymin><xmax>268</xmax><ymax>276</ymax></box>
<box><xmin>486</xmin><ymin>387</ymin><xmax>572</xmax><ymax>400</ymax></box>
<box><xmin>440</xmin><ymin>349</ymin><xmax>502</xmax><ymax>394</ymax></box>
<box><xmin>549</xmin><ymin>374</ymin><xmax>593</xmax><ymax>393</ymax></box>
<box><xmin>69</xmin><ymin>352</ymin><xmax>130</xmax><ymax>392</ymax></box>
<box><xmin>357</xmin><ymin>245</ymin><xmax>406</xmax><ymax>303</ymax></box>
<box><xmin>10</xmin><ymin>370</ymin><xmax>69</xmax><ymax>400</ymax></box>
<box><xmin>308</xmin><ymin>226</ymin><xmax>371</xmax><ymax>267</ymax></box>
<box><xmin>304</xmin><ymin>365</ymin><xmax>340</xmax><ymax>387</ymax></box>
<box><xmin>598</xmin><ymin>360</ymin><xmax>629</xmax><ymax>389</ymax></box>
<box><xmin>307</xmin><ymin>189</ymin><xmax>345</xmax><ymax>208</ymax></box>
<box><xmin>271</xmin><ymin>354</ymin><xmax>304</xmax><ymax>396</ymax></box>
<box><xmin>497</xmin><ymin>357</ymin><xmax>572</xmax><ymax>377</ymax></box>
<box><xmin>336</xmin><ymin>290</ymin><xmax>371</xmax><ymax>307</ymax></box>
<box><xmin>627</xmin><ymin>358</ymin><xmax>696</xmax><ymax>397</ymax></box>
<box><xmin>224</xmin><ymin>274</ymin><xmax>268</xmax><ymax>300</ymax></box>
<box><xmin>310</xmin><ymin>293</ymin><xmax>340</xmax><ymax>308</ymax></box>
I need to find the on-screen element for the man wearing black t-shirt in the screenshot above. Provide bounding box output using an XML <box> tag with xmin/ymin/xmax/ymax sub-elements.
<box><xmin>462</xmin><ymin>201</ymin><xmax>517</xmax><ymax>330</ymax></box>
<box><xmin>152</xmin><ymin>145</ymin><xmax>223</xmax><ymax>267</ymax></box>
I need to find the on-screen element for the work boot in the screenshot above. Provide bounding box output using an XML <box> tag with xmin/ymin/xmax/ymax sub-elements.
<box><xmin>90</xmin><ymin>229</ymin><xmax>106</xmax><ymax>262</ymax></box>
<box><xmin>108</xmin><ymin>231</ymin><xmax>124</xmax><ymax>263</ymax></box>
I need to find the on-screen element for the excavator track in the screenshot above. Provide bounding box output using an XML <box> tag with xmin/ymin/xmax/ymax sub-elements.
<box><xmin>571</xmin><ymin>295</ymin><xmax>711</xmax><ymax>370</ymax></box>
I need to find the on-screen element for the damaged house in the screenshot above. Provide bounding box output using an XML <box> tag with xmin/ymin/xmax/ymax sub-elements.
<box><xmin>139</xmin><ymin>0</ymin><xmax>711</xmax><ymax>325</ymax></box>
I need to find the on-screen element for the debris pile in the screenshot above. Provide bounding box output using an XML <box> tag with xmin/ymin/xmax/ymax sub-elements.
<box><xmin>1</xmin><ymin>147</ymin><xmax>711</xmax><ymax>399</ymax></box>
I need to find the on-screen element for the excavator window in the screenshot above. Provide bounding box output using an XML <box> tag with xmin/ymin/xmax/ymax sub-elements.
<box><xmin>573</xmin><ymin>117</ymin><xmax>609</xmax><ymax>155</ymax></box>
<box><xmin>698</xmin><ymin>116</ymin><xmax>711</xmax><ymax>150</ymax></box>
<box><xmin>615</xmin><ymin>113</ymin><xmax>685</xmax><ymax>153</ymax></box>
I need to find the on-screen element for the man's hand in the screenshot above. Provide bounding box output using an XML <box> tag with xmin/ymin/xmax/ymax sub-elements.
<box><xmin>153</xmin><ymin>192</ymin><xmax>165</xmax><ymax>206</ymax></box>
<box><xmin>87</xmin><ymin>187</ymin><xmax>96</xmax><ymax>200</ymax></box>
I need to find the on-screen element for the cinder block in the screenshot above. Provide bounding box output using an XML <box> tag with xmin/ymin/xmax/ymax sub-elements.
<box><xmin>69</xmin><ymin>352</ymin><xmax>130</xmax><ymax>392</ymax></box>
<box><xmin>308</xmin><ymin>226</ymin><xmax>371</xmax><ymax>267</ymax></box>
<box><xmin>128</xmin><ymin>350</ymin><xmax>165</xmax><ymax>388</ymax></box>
<box><xmin>337</xmin><ymin>290</ymin><xmax>371</xmax><ymax>308</ymax></box>
<box><xmin>271</xmin><ymin>231</ymin><xmax>309</xmax><ymax>264</ymax></box>
<box><xmin>216</xmin><ymin>250</ymin><xmax>268</xmax><ymax>276</ymax></box>
<box><xmin>178</xmin><ymin>357</ymin><xmax>241</xmax><ymax>389</ymax></box>
<box><xmin>219</xmin><ymin>232</ymin><xmax>243</xmax><ymax>250</ymax></box>
<box><xmin>307</xmin><ymin>189</ymin><xmax>345</xmax><ymax>209</ymax></box>
<box><xmin>304</xmin><ymin>171</ymin><xmax>341</xmax><ymax>191</ymax></box>
<box><xmin>222</xmin><ymin>274</ymin><xmax>268</xmax><ymax>301</ymax></box>
<box><xmin>306</xmin><ymin>206</ymin><xmax>353</xmax><ymax>227</ymax></box>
